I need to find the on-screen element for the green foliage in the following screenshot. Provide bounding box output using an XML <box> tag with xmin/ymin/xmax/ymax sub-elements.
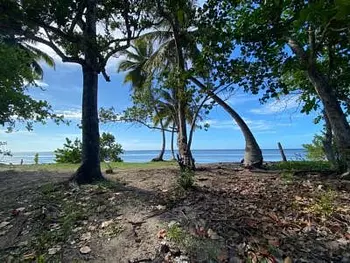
<box><xmin>167</xmin><ymin>223</ymin><xmax>186</xmax><ymax>244</ymax></box>
<box><xmin>270</xmin><ymin>161</ymin><xmax>333</xmax><ymax>172</ymax></box>
<box><xmin>54</xmin><ymin>138</ymin><xmax>82</xmax><ymax>164</ymax></box>
<box><xmin>310</xmin><ymin>190</ymin><xmax>336</xmax><ymax>217</ymax></box>
<box><xmin>0</xmin><ymin>41</ymin><xmax>63</xmax><ymax>131</ymax></box>
<box><xmin>178</xmin><ymin>168</ymin><xmax>195</xmax><ymax>190</ymax></box>
<box><xmin>281</xmin><ymin>172</ymin><xmax>294</xmax><ymax>184</ymax></box>
<box><xmin>100</xmin><ymin>132</ymin><xmax>124</xmax><ymax>162</ymax></box>
<box><xmin>302</xmin><ymin>135</ymin><xmax>327</xmax><ymax>161</ymax></box>
<box><xmin>167</xmin><ymin>223</ymin><xmax>221</xmax><ymax>262</ymax></box>
<box><xmin>34</xmin><ymin>153</ymin><xmax>39</xmax><ymax>165</ymax></box>
<box><xmin>55</xmin><ymin>133</ymin><xmax>123</xmax><ymax>163</ymax></box>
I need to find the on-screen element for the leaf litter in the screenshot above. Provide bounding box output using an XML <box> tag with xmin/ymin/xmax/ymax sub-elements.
<box><xmin>0</xmin><ymin>165</ymin><xmax>349</xmax><ymax>262</ymax></box>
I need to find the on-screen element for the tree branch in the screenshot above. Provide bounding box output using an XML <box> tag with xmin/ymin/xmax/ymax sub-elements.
<box><xmin>26</xmin><ymin>33</ymin><xmax>84</xmax><ymax>65</ymax></box>
<box><xmin>286</xmin><ymin>37</ymin><xmax>308</xmax><ymax>65</ymax></box>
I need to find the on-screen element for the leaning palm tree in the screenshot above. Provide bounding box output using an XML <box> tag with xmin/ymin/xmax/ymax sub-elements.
<box><xmin>118</xmin><ymin>39</ymin><xmax>172</xmax><ymax>161</ymax></box>
<box><xmin>139</xmin><ymin>8</ymin><xmax>264</xmax><ymax>167</ymax></box>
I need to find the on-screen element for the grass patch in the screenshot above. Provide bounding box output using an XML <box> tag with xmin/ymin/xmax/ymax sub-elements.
<box><xmin>0</xmin><ymin>161</ymin><xmax>177</xmax><ymax>173</ymax></box>
<box><xmin>269</xmin><ymin>161</ymin><xmax>333</xmax><ymax>172</ymax></box>
<box><xmin>309</xmin><ymin>190</ymin><xmax>336</xmax><ymax>217</ymax></box>
<box><xmin>280</xmin><ymin>171</ymin><xmax>294</xmax><ymax>184</ymax></box>
<box><xmin>177</xmin><ymin>168</ymin><xmax>195</xmax><ymax>190</ymax></box>
<box><xmin>167</xmin><ymin>223</ymin><xmax>222</xmax><ymax>262</ymax></box>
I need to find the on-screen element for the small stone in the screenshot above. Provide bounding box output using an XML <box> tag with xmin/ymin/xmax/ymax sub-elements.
<box><xmin>80</xmin><ymin>232</ymin><xmax>91</xmax><ymax>241</ymax></box>
<box><xmin>48</xmin><ymin>245</ymin><xmax>61</xmax><ymax>255</ymax></box>
<box><xmin>16</xmin><ymin>207</ymin><xmax>25</xmax><ymax>212</ymax></box>
<box><xmin>101</xmin><ymin>220</ymin><xmax>114</xmax><ymax>228</ymax></box>
<box><xmin>116</xmin><ymin>216</ymin><xmax>123</xmax><ymax>220</ymax></box>
<box><xmin>80</xmin><ymin>245</ymin><xmax>91</xmax><ymax>254</ymax></box>
<box><xmin>156</xmin><ymin>205</ymin><xmax>166</xmax><ymax>210</ymax></box>
<box><xmin>0</xmin><ymin>230</ymin><xmax>6</xmax><ymax>236</ymax></box>
<box><xmin>88</xmin><ymin>225</ymin><xmax>97</xmax><ymax>231</ymax></box>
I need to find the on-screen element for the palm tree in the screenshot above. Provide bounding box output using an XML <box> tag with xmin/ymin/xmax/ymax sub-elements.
<box><xmin>3</xmin><ymin>36</ymin><xmax>55</xmax><ymax>80</ymax></box>
<box><xmin>118</xmin><ymin>39</ymin><xmax>173</xmax><ymax>162</ymax></box>
<box><xmin>141</xmin><ymin>2</ymin><xmax>264</xmax><ymax>167</ymax></box>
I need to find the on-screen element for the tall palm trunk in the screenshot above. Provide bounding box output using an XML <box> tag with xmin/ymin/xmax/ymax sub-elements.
<box><xmin>171</xmin><ymin>122</ymin><xmax>176</xmax><ymax>160</ymax></box>
<box><xmin>152</xmin><ymin>119</ymin><xmax>166</xmax><ymax>162</ymax></box>
<box><xmin>190</xmin><ymin>77</ymin><xmax>263</xmax><ymax>167</ymax></box>
<box><xmin>209</xmin><ymin>92</ymin><xmax>263</xmax><ymax>167</ymax></box>
<box><xmin>72</xmin><ymin>0</ymin><xmax>103</xmax><ymax>184</ymax></box>
<box><xmin>172</xmin><ymin>18</ymin><xmax>195</xmax><ymax>170</ymax></box>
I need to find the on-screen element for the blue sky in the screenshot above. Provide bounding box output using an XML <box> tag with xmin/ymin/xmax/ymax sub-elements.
<box><xmin>1</xmin><ymin>54</ymin><xmax>322</xmax><ymax>152</ymax></box>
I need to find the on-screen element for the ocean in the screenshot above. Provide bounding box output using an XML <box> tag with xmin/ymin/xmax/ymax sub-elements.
<box><xmin>1</xmin><ymin>149</ymin><xmax>306</xmax><ymax>165</ymax></box>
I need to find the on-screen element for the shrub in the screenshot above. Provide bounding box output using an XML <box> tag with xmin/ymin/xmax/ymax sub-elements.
<box><xmin>55</xmin><ymin>138</ymin><xmax>82</xmax><ymax>163</ymax></box>
<box><xmin>178</xmin><ymin>168</ymin><xmax>195</xmax><ymax>190</ymax></box>
<box><xmin>34</xmin><ymin>153</ymin><xmax>39</xmax><ymax>165</ymax></box>
<box><xmin>55</xmin><ymin>133</ymin><xmax>124</xmax><ymax>163</ymax></box>
<box><xmin>302</xmin><ymin>135</ymin><xmax>327</xmax><ymax>161</ymax></box>
<box><xmin>99</xmin><ymin>132</ymin><xmax>124</xmax><ymax>162</ymax></box>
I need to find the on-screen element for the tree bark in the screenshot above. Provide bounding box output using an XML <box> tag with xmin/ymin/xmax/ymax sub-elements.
<box><xmin>209</xmin><ymin>92</ymin><xmax>263</xmax><ymax>167</ymax></box>
<box><xmin>307</xmin><ymin>67</ymin><xmax>350</xmax><ymax>171</ymax></box>
<box><xmin>71</xmin><ymin>0</ymin><xmax>103</xmax><ymax>184</ymax></box>
<box><xmin>288</xmin><ymin>38</ymin><xmax>350</xmax><ymax>171</ymax></box>
<box><xmin>171</xmin><ymin>123</ymin><xmax>176</xmax><ymax>160</ymax></box>
<box><xmin>322</xmin><ymin>110</ymin><xmax>336</xmax><ymax>165</ymax></box>
<box><xmin>171</xmin><ymin>15</ymin><xmax>195</xmax><ymax>170</ymax></box>
<box><xmin>152</xmin><ymin>119</ymin><xmax>166</xmax><ymax>162</ymax></box>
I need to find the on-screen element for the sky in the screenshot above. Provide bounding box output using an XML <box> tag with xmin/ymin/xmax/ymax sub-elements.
<box><xmin>1</xmin><ymin>55</ymin><xmax>322</xmax><ymax>152</ymax></box>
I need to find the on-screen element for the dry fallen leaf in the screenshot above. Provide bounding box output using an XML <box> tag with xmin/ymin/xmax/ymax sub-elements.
<box><xmin>80</xmin><ymin>232</ymin><xmax>92</xmax><ymax>241</ymax></box>
<box><xmin>207</xmin><ymin>228</ymin><xmax>220</xmax><ymax>240</ymax></box>
<box><xmin>101</xmin><ymin>219</ymin><xmax>114</xmax><ymax>228</ymax></box>
<box><xmin>22</xmin><ymin>253</ymin><xmax>36</xmax><ymax>260</ymax></box>
<box><xmin>284</xmin><ymin>256</ymin><xmax>293</xmax><ymax>263</ymax></box>
<box><xmin>48</xmin><ymin>245</ymin><xmax>61</xmax><ymax>255</ymax></box>
<box><xmin>80</xmin><ymin>246</ymin><xmax>91</xmax><ymax>254</ymax></box>
<box><xmin>157</xmin><ymin>229</ymin><xmax>167</xmax><ymax>239</ymax></box>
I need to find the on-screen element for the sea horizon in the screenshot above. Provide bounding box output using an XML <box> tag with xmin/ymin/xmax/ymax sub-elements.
<box><xmin>1</xmin><ymin>148</ymin><xmax>306</xmax><ymax>165</ymax></box>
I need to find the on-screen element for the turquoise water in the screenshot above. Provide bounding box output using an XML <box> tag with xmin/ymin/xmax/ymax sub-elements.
<box><xmin>1</xmin><ymin>149</ymin><xmax>306</xmax><ymax>165</ymax></box>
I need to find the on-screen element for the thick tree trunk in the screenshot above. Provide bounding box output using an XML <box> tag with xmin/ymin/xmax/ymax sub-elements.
<box><xmin>152</xmin><ymin>120</ymin><xmax>166</xmax><ymax>162</ymax></box>
<box><xmin>209</xmin><ymin>92</ymin><xmax>263</xmax><ymax>167</ymax></box>
<box><xmin>171</xmin><ymin>123</ymin><xmax>176</xmax><ymax>160</ymax></box>
<box><xmin>71</xmin><ymin>0</ymin><xmax>103</xmax><ymax>184</ymax></box>
<box><xmin>72</xmin><ymin>66</ymin><xmax>103</xmax><ymax>184</ymax></box>
<box><xmin>322</xmin><ymin>110</ymin><xmax>336</xmax><ymax>165</ymax></box>
<box><xmin>176</xmin><ymin>103</ymin><xmax>195</xmax><ymax>170</ymax></box>
<box><xmin>308</xmin><ymin>68</ymin><xmax>350</xmax><ymax>171</ymax></box>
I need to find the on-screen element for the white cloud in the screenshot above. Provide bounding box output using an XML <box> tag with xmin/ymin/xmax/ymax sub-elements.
<box><xmin>250</xmin><ymin>95</ymin><xmax>301</xmax><ymax>115</ymax></box>
<box><xmin>55</xmin><ymin>109</ymin><xmax>82</xmax><ymax>120</ymax></box>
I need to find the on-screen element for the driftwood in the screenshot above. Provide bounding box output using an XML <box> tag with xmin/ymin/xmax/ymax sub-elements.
<box><xmin>277</xmin><ymin>142</ymin><xmax>287</xmax><ymax>162</ymax></box>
